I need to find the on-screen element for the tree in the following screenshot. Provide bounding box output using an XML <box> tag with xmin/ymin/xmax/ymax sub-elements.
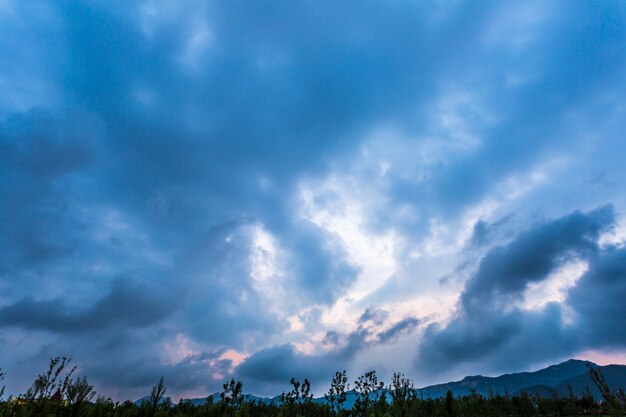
<box><xmin>66</xmin><ymin>376</ymin><xmax>96</xmax><ymax>417</ymax></box>
<box><xmin>25</xmin><ymin>356</ymin><xmax>76</xmax><ymax>401</ymax></box>
<box><xmin>354</xmin><ymin>371</ymin><xmax>384</xmax><ymax>417</ymax></box>
<box><xmin>445</xmin><ymin>389</ymin><xmax>457</xmax><ymax>417</ymax></box>
<box><xmin>0</xmin><ymin>368</ymin><xmax>5</xmax><ymax>402</ymax></box>
<box><xmin>326</xmin><ymin>371</ymin><xmax>349</xmax><ymax>415</ymax></box>
<box><xmin>588</xmin><ymin>364</ymin><xmax>624</xmax><ymax>416</ymax></box>
<box><xmin>148</xmin><ymin>376</ymin><xmax>167</xmax><ymax>417</ymax></box>
<box><xmin>388</xmin><ymin>372</ymin><xmax>414</xmax><ymax>417</ymax></box>
<box><xmin>281</xmin><ymin>377</ymin><xmax>313</xmax><ymax>417</ymax></box>
<box><xmin>221</xmin><ymin>378</ymin><xmax>244</xmax><ymax>416</ymax></box>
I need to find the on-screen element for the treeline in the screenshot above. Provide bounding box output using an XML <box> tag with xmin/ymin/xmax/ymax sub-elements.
<box><xmin>1</xmin><ymin>357</ymin><xmax>625</xmax><ymax>417</ymax></box>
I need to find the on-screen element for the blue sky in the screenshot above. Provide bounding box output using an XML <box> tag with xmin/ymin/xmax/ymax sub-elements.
<box><xmin>1</xmin><ymin>0</ymin><xmax>626</xmax><ymax>400</ymax></box>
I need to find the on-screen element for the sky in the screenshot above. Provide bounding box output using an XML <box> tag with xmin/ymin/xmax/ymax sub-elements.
<box><xmin>1</xmin><ymin>0</ymin><xmax>626</xmax><ymax>402</ymax></box>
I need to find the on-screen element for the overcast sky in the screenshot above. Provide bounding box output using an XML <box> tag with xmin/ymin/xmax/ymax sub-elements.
<box><xmin>2</xmin><ymin>0</ymin><xmax>626</xmax><ymax>401</ymax></box>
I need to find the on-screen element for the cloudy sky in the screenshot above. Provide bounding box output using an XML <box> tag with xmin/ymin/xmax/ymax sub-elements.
<box><xmin>2</xmin><ymin>0</ymin><xmax>626</xmax><ymax>401</ymax></box>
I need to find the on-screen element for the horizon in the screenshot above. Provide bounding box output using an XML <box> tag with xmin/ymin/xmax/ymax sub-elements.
<box><xmin>180</xmin><ymin>358</ymin><xmax>626</xmax><ymax>400</ymax></box>
<box><xmin>2</xmin><ymin>0</ymin><xmax>626</xmax><ymax>403</ymax></box>
<box><xmin>6</xmin><ymin>357</ymin><xmax>624</xmax><ymax>403</ymax></box>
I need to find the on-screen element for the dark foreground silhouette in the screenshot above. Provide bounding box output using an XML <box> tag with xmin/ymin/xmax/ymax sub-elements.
<box><xmin>1</xmin><ymin>357</ymin><xmax>625</xmax><ymax>417</ymax></box>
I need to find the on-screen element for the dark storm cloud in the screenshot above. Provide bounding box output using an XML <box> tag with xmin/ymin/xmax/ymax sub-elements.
<box><xmin>0</xmin><ymin>109</ymin><xmax>103</xmax><ymax>275</ymax></box>
<box><xmin>172</xmin><ymin>220</ymin><xmax>283</xmax><ymax>346</ymax></box>
<box><xmin>462</xmin><ymin>205</ymin><xmax>614</xmax><ymax>311</ymax></box>
<box><xmin>0</xmin><ymin>110</ymin><xmax>97</xmax><ymax>180</ymax></box>
<box><xmin>567</xmin><ymin>246</ymin><xmax>626</xmax><ymax>347</ymax></box>
<box><xmin>0</xmin><ymin>0</ymin><xmax>368</xmax><ymax>307</ymax></box>
<box><xmin>8</xmin><ymin>329</ymin><xmax>238</xmax><ymax>400</ymax></box>
<box><xmin>85</xmin><ymin>348</ymin><xmax>234</xmax><ymax>394</ymax></box>
<box><xmin>469</xmin><ymin>214</ymin><xmax>515</xmax><ymax>248</ymax></box>
<box><xmin>0</xmin><ymin>279</ymin><xmax>176</xmax><ymax>332</ymax></box>
<box><xmin>358</xmin><ymin>308</ymin><xmax>389</xmax><ymax>326</ymax></box>
<box><xmin>377</xmin><ymin>317</ymin><xmax>421</xmax><ymax>343</ymax></box>
<box><xmin>281</xmin><ymin>220</ymin><xmax>360</xmax><ymax>305</ymax></box>
<box><xmin>416</xmin><ymin>206</ymin><xmax>620</xmax><ymax>373</ymax></box>
<box><xmin>236</xmin><ymin>310</ymin><xmax>421</xmax><ymax>393</ymax></box>
<box><xmin>380</xmin><ymin>2</ymin><xmax>626</xmax><ymax>229</ymax></box>
<box><xmin>418</xmin><ymin>302</ymin><xmax>578</xmax><ymax>373</ymax></box>
<box><xmin>236</xmin><ymin>344</ymin><xmax>337</xmax><ymax>388</ymax></box>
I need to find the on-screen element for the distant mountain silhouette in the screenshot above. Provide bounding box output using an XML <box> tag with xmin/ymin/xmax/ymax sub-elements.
<box><xmin>419</xmin><ymin>359</ymin><xmax>594</xmax><ymax>399</ymax></box>
<box><xmin>158</xmin><ymin>393</ymin><xmax>275</xmax><ymax>407</ymax></box>
<box><xmin>546</xmin><ymin>364</ymin><xmax>626</xmax><ymax>400</ymax></box>
<box><xmin>136</xmin><ymin>359</ymin><xmax>626</xmax><ymax>405</ymax></box>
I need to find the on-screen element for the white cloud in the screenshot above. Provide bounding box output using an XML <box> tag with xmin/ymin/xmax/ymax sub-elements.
<box><xmin>523</xmin><ymin>259</ymin><xmax>588</xmax><ymax>311</ymax></box>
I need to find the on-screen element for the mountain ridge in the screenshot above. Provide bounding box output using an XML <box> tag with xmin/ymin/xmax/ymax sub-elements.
<box><xmin>136</xmin><ymin>359</ymin><xmax>626</xmax><ymax>406</ymax></box>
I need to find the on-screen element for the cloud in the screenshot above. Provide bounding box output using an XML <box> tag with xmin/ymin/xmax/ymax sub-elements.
<box><xmin>0</xmin><ymin>279</ymin><xmax>176</xmax><ymax>333</ymax></box>
<box><xmin>567</xmin><ymin>246</ymin><xmax>626</xmax><ymax>347</ymax></box>
<box><xmin>236</xmin><ymin>309</ymin><xmax>421</xmax><ymax>394</ymax></box>
<box><xmin>1</xmin><ymin>0</ymin><xmax>626</xmax><ymax>400</ymax></box>
<box><xmin>462</xmin><ymin>205</ymin><xmax>614</xmax><ymax>311</ymax></box>
<box><xmin>377</xmin><ymin>317</ymin><xmax>422</xmax><ymax>343</ymax></box>
<box><xmin>416</xmin><ymin>206</ymin><xmax>620</xmax><ymax>374</ymax></box>
<box><xmin>0</xmin><ymin>109</ymin><xmax>103</xmax><ymax>276</ymax></box>
<box><xmin>358</xmin><ymin>308</ymin><xmax>390</xmax><ymax>326</ymax></box>
<box><xmin>84</xmin><ymin>348</ymin><xmax>236</xmax><ymax>395</ymax></box>
<box><xmin>279</xmin><ymin>220</ymin><xmax>360</xmax><ymax>305</ymax></box>
<box><xmin>469</xmin><ymin>214</ymin><xmax>515</xmax><ymax>248</ymax></box>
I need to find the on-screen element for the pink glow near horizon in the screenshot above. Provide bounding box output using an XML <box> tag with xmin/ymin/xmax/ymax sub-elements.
<box><xmin>575</xmin><ymin>350</ymin><xmax>626</xmax><ymax>366</ymax></box>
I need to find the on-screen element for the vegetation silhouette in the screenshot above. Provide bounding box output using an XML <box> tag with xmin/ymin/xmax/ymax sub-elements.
<box><xmin>325</xmin><ymin>371</ymin><xmax>349</xmax><ymax>415</ymax></box>
<box><xmin>587</xmin><ymin>363</ymin><xmax>626</xmax><ymax>417</ymax></box>
<box><xmin>0</xmin><ymin>357</ymin><xmax>625</xmax><ymax>416</ymax></box>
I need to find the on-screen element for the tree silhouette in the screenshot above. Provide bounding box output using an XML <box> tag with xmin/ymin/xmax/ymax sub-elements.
<box><xmin>388</xmin><ymin>372</ymin><xmax>414</xmax><ymax>417</ymax></box>
<box><xmin>66</xmin><ymin>376</ymin><xmax>96</xmax><ymax>417</ymax></box>
<box><xmin>326</xmin><ymin>370</ymin><xmax>349</xmax><ymax>415</ymax></box>
<box><xmin>221</xmin><ymin>378</ymin><xmax>244</xmax><ymax>417</ymax></box>
<box><xmin>148</xmin><ymin>376</ymin><xmax>167</xmax><ymax>417</ymax></box>
<box><xmin>281</xmin><ymin>377</ymin><xmax>313</xmax><ymax>417</ymax></box>
<box><xmin>588</xmin><ymin>363</ymin><xmax>624</xmax><ymax>416</ymax></box>
<box><xmin>354</xmin><ymin>371</ymin><xmax>384</xmax><ymax>417</ymax></box>
<box><xmin>445</xmin><ymin>389</ymin><xmax>456</xmax><ymax>417</ymax></box>
<box><xmin>25</xmin><ymin>356</ymin><xmax>76</xmax><ymax>401</ymax></box>
<box><xmin>0</xmin><ymin>368</ymin><xmax>5</xmax><ymax>402</ymax></box>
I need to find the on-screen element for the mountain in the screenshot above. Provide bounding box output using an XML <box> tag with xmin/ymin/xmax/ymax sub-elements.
<box><xmin>172</xmin><ymin>393</ymin><xmax>274</xmax><ymax>407</ymax></box>
<box><xmin>419</xmin><ymin>359</ymin><xmax>594</xmax><ymax>399</ymax></box>
<box><xmin>135</xmin><ymin>359</ymin><xmax>626</xmax><ymax>405</ymax></box>
<box><xmin>134</xmin><ymin>395</ymin><xmax>174</xmax><ymax>406</ymax></box>
<box><xmin>550</xmin><ymin>364</ymin><xmax>626</xmax><ymax>400</ymax></box>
